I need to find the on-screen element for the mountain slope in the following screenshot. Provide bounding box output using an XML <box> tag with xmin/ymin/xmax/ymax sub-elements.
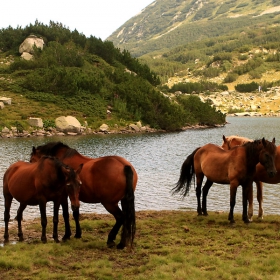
<box><xmin>107</xmin><ymin>0</ymin><xmax>280</xmax><ymax>57</ymax></box>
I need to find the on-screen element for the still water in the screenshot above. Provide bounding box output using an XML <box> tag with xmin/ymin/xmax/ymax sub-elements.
<box><xmin>0</xmin><ymin>116</ymin><xmax>280</xmax><ymax>227</ymax></box>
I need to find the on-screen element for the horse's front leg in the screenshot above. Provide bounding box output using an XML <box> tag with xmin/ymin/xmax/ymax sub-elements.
<box><xmin>39</xmin><ymin>201</ymin><xmax>48</xmax><ymax>243</ymax></box>
<box><xmin>73</xmin><ymin>209</ymin><xmax>82</xmax><ymax>238</ymax></box>
<box><xmin>247</xmin><ymin>183</ymin><xmax>254</xmax><ymax>222</ymax></box>
<box><xmin>53</xmin><ymin>201</ymin><xmax>60</xmax><ymax>243</ymax></box>
<box><xmin>202</xmin><ymin>180</ymin><xmax>213</xmax><ymax>216</ymax></box>
<box><xmin>16</xmin><ymin>204</ymin><xmax>27</xmax><ymax>241</ymax></box>
<box><xmin>228</xmin><ymin>183</ymin><xmax>238</xmax><ymax>223</ymax></box>
<box><xmin>242</xmin><ymin>184</ymin><xmax>250</xmax><ymax>224</ymax></box>
<box><xmin>256</xmin><ymin>181</ymin><xmax>264</xmax><ymax>219</ymax></box>
<box><xmin>196</xmin><ymin>174</ymin><xmax>204</xmax><ymax>215</ymax></box>
<box><xmin>4</xmin><ymin>194</ymin><xmax>13</xmax><ymax>243</ymax></box>
<box><xmin>61</xmin><ymin>198</ymin><xmax>72</xmax><ymax>240</ymax></box>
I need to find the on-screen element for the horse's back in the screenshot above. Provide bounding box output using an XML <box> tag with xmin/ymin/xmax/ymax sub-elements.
<box><xmin>78</xmin><ymin>155</ymin><xmax>137</xmax><ymax>204</ymax></box>
<box><xmin>3</xmin><ymin>161</ymin><xmax>38</xmax><ymax>203</ymax></box>
<box><xmin>194</xmin><ymin>143</ymin><xmax>245</xmax><ymax>184</ymax></box>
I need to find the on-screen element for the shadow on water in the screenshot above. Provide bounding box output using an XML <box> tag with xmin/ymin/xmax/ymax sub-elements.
<box><xmin>1</xmin><ymin>117</ymin><xmax>280</xmax><ymax>227</ymax></box>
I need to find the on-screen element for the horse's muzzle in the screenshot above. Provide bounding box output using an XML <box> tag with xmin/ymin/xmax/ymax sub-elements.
<box><xmin>268</xmin><ymin>170</ymin><xmax>277</xmax><ymax>178</ymax></box>
<box><xmin>71</xmin><ymin>205</ymin><xmax>80</xmax><ymax>212</ymax></box>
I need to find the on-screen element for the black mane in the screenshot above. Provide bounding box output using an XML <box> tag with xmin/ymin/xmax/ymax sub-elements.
<box><xmin>34</xmin><ymin>142</ymin><xmax>78</xmax><ymax>158</ymax></box>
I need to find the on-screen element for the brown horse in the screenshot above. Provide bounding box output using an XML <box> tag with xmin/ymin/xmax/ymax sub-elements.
<box><xmin>3</xmin><ymin>156</ymin><xmax>83</xmax><ymax>243</ymax></box>
<box><xmin>30</xmin><ymin>141</ymin><xmax>137</xmax><ymax>249</ymax></box>
<box><xmin>173</xmin><ymin>138</ymin><xmax>277</xmax><ymax>223</ymax></box>
<box><xmin>222</xmin><ymin>135</ymin><xmax>280</xmax><ymax>220</ymax></box>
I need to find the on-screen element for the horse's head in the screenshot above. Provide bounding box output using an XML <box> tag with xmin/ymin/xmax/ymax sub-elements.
<box><xmin>30</xmin><ymin>146</ymin><xmax>41</xmax><ymax>162</ymax></box>
<box><xmin>258</xmin><ymin>137</ymin><xmax>277</xmax><ymax>178</ymax></box>
<box><xmin>62</xmin><ymin>163</ymin><xmax>83</xmax><ymax>212</ymax></box>
<box><xmin>221</xmin><ymin>135</ymin><xmax>252</xmax><ymax>150</ymax></box>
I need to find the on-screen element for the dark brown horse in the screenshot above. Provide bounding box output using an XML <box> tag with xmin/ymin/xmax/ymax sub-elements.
<box><xmin>222</xmin><ymin>135</ymin><xmax>280</xmax><ymax>220</ymax></box>
<box><xmin>30</xmin><ymin>141</ymin><xmax>137</xmax><ymax>249</ymax></box>
<box><xmin>173</xmin><ymin>138</ymin><xmax>277</xmax><ymax>223</ymax></box>
<box><xmin>3</xmin><ymin>156</ymin><xmax>83</xmax><ymax>243</ymax></box>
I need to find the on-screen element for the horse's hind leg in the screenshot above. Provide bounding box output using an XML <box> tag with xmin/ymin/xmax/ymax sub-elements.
<box><xmin>103</xmin><ymin>203</ymin><xmax>123</xmax><ymax>248</ymax></box>
<box><xmin>202</xmin><ymin>180</ymin><xmax>213</xmax><ymax>216</ymax></box>
<box><xmin>196</xmin><ymin>173</ymin><xmax>204</xmax><ymax>215</ymax></box>
<box><xmin>4</xmin><ymin>193</ymin><xmax>13</xmax><ymax>242</ymax></box>
<box><xmin>256</xmin><ymin>181</ymin><xmax>264</xmax><ymax>219</ymax></box>
<box><xmin>16</xmin><ymin>203</ymin><xmax>27</xmax><ymax>241</ymax></box>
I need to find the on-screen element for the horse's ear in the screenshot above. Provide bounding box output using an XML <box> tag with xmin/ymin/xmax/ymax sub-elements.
<box><xmin>32</xmin><ymin>146</ymin><xmax>36</xmax><ymax>153</ymax></box>
<box><xmin>223</xmin><ymin>135</ymin><xmax>226</xmax><ymax>142</ymax></box>
<box><xmin>262</xmin><ymin>137</ymin><xmax>266</xmax><ymax>146</ymax></box>
<box><xmin>272</xmin><ymin>137</ymin><xmax>276</xmax><ymax>144</ymax></box>
<box><xmin>76</xmin><ymin>164</ymin><xmax>83</xmax><ymax>175</ymax></box>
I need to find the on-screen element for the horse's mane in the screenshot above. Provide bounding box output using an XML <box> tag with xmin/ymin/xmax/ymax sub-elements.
<box><xmin>38</xmin><ymin>155</ymin><xmax>75</xmax><ymax>183</ymax></box>
<box><xmin>35</xmin><ymin>142</ymin><xmax>78</xmax><ymax>158</ymax></box>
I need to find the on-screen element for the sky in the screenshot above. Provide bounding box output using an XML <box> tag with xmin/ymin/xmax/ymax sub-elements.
<box><xmin>1</xmin><ymin>0</ymin><xmax>155</xmax><ymax>41</ymax></box>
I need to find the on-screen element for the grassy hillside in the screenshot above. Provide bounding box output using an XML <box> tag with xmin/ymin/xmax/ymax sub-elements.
<box><xmin>0</xmin><ymin>22</ymin><xmax>225</xmax><ymax>132</ymax></box>
<box><xmin>107</xmin><ymin>0</ymin><xmax>280</xmax><ymax>57</ymax></box>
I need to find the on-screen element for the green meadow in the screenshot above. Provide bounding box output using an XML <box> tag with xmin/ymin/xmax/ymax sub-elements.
<box><xmin>0</xmin><ymin>210</ymin><xmax>280</xmax><ymax>279</ymax></box>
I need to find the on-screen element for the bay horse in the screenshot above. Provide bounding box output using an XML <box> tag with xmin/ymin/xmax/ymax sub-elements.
<box><xmin>222</xmin><ymin>135</ymin><xmax>280</xmax><ymax>220</ymax></box>
<box><xmin>30</xmin><ymin>141</ymin><xmax>137</xmax><ymax>249</ymax></box>
<box><xmin>173</xmin><ymin>138</ymin><xmax>277</xmax><ymax>223</ymax></box>
<box><xmin>3</xmin><ymin>156</ymin><xmax>83</xmax><ymax>243</ymax></box>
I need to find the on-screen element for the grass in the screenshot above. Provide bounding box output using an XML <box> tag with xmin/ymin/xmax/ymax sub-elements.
<box><xmin>0</xmin><ymin>210</ymin><xmax>280</xmax><ymax>279</ymax></box>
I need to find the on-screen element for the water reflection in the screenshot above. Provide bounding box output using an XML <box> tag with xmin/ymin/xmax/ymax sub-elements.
<box><xmin>1</xmin><ymin>116</ymin><xmax>280</xmax><ymax>227</ymax></box>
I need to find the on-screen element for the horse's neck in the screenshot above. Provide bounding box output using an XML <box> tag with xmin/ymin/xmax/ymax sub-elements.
<box><xmin>63</xmin><ymin>153</ymin><xmax>92</xmax><ymax>168</ymax></box>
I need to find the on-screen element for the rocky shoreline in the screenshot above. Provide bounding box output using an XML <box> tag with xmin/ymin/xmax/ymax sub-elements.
<box><xmin>0</xmin><ymin>123</ymin><xmax>227</xmax><ymax>139</ymax></box>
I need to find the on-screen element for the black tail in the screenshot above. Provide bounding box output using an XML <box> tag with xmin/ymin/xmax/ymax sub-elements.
<box><xmin>172</xmin><ymin>147</ymin><xmax>200</xmax><ymax>197</ymax></box>
<box><xmin>121</xmin><ymin>165</ymin><xmax>136</xmax><ymax>248</ymax></box>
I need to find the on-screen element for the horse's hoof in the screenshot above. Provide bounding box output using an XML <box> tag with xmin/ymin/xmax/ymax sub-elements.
<box><xmin>107</xmin><ymin>241</ymin><xmax>116</xmax><ymax>248</ymax></box>
<box><xmin>62</xmin><ymin>236</ymin><xmax>71</xmax><ymax>241</ymax></box>
<box><xmin>116</xmin><ymin>242</ymin><xmax>125</xmax><ymax>250</ymax></box>
<box><xmin>203</xmin><ymin>213</ymin><xmax>208</xmax><ymax>216</ymax></box>
<box><xmin>243</xmin><ymin>219</ymin><xmax>251</xmax><ymax>224</ymax></box>
<box><xmin>229</xmin><ymin>220</ymin><xmax>235</xmax><ymax>224</ymax></box>
<box><xmin>18</xmin><ymin>237</ymin><xmax>24</xmax><ymax>242</ymax></box>
<box><xmin>54</xmin><ymin>239</ymin><xmax>60</xmax><ymax>243</ymax></box>
<box><xmin>41</xmin><ymin>238</ymin><xmax>47</xmax><ymax>243</ymax></box>
<box><xmin>74</xmin><ymin>234</ymin><xmax>82</xmax><ymax>239</ymax></box>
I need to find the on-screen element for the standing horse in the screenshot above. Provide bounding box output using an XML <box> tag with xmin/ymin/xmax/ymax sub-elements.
<box><xmin>30</xmin><ymin>142</ymin><xmax>137</xmax><ymax>249</ymax></box>
<box><xmin>173</xmin><ymin>138</ymin><xmax>277</xmax><ymax>223</ymax></box>
<box><xmin>3</xmin><ymin>156</ymin><xmax>83</xmax><ymax>243</ymax></box>
<box><xmin>222</xmin><ymin>135</ymin><xmax>280</xmax><ymax>220</ymax></box>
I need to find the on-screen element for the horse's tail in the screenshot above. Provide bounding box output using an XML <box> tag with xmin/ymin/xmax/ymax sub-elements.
<box><xmin>172</xmin><ymin>147</ymin><xmax>200</xmax><ymax>197</ymax></box>
<box><xmin>121</xmin><ymin>165</ymin><xmax>136</xmax><ymax>248</ymax></box>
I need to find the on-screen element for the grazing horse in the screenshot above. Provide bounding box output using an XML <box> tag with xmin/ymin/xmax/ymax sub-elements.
<box><xmin>173</xmin><ymin>138</ymin><xmax>277</xmax><ymax>223</ymax></box>
<box><xmin>222</xmin><ymin>135</ymin><xmax>280</xmax><ymax>220</ymax></box>
<box><xmin>30</xmin><ymin>142</ymin><xmax>137</xmax><ymax>249</ymax></box>
<box><xmin>3</xmin><ymin>156</ymin><xmax>83</xmax><ymax>243</ymax></box>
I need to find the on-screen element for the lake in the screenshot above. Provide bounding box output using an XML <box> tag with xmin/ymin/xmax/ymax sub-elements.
<box><xmin>1</xmin><ymin>116</ymin><xmax>280</xmax><ymax>226</ymax></box>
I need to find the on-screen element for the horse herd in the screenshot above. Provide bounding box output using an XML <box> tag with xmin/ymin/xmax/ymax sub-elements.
<box><xmin>2</xmin><ymin>135</ymin><xmax>279</xmax><ymax>249</ymax></box>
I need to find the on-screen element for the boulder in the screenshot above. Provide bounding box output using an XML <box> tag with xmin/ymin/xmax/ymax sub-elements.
<box><xmin>21</xmin><ymin>52</ymin><xmax>34</xmax><ymax>61</ymax></box>
<box><xmin>99</xmin><ymin>123</ymin><xmax>109</xmax><ymax>132</ymax></box>
<box><xmin>19</xmin><ymin>35</ymin><xmax>44</xmax><ymax>54</ymax></box>
<box><xmin>55</xmin><ymin>116</ymin><xmax>81</xmax><ymax>133</ymax></box>
<box><xmin>0</xmin><ymin>97</ymin><xmax>11</xmax><ymax>105</ymax></box>
<box><xmin>27</xmin><ymin>117</ymin><xmax>43</xmax><ymax>128</ymax></box>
